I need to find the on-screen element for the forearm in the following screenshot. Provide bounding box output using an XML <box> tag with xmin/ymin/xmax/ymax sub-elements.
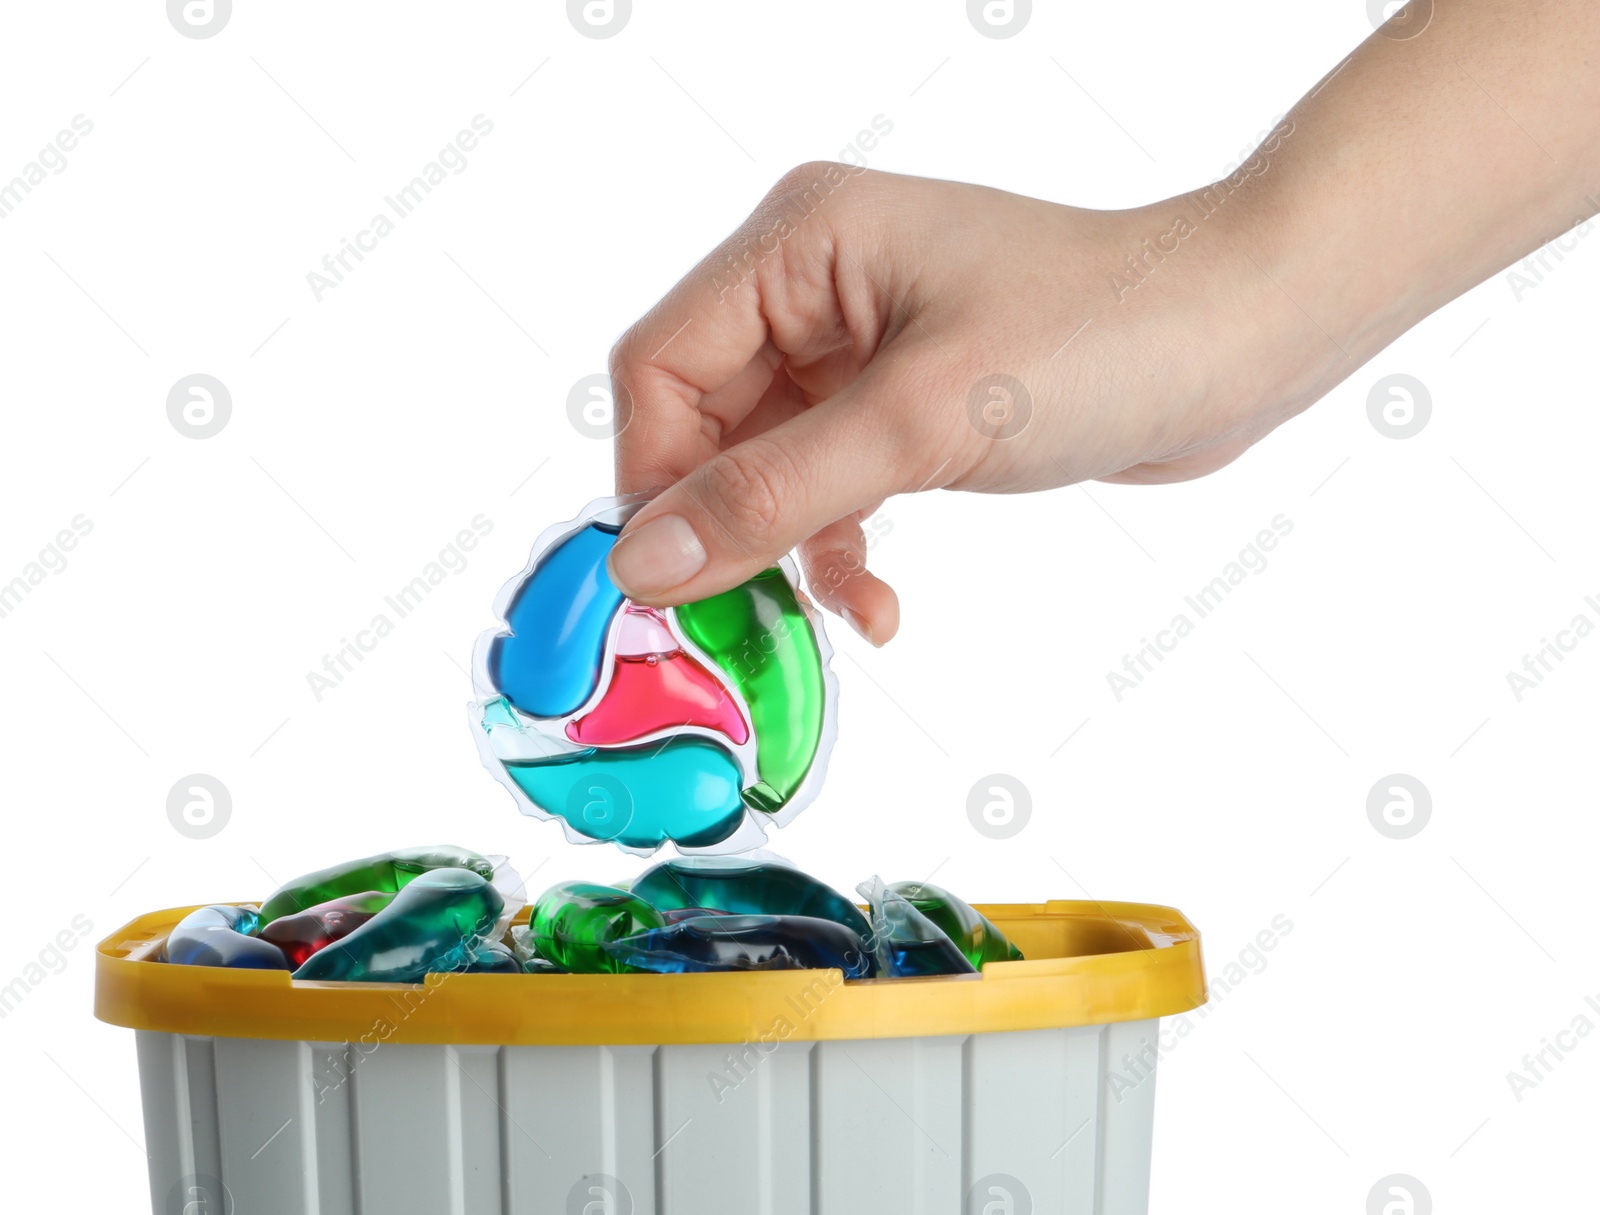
<box><xmin>1222</xmin><ymin>0</ymin><xmax>1600</xmax><ymax>417</ymax></box>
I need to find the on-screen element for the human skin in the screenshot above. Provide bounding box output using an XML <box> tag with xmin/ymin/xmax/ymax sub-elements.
<box><xmin>604</xmin><ymin>0</ymin><xmax>1600</xmax><ymax>645</ymax></box>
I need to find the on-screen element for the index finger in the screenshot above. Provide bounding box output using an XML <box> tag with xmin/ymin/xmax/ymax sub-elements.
<box><xmin>609</xmin><ymin>163</ymin><xmax>850</xmax><ymax>495</ymax></box>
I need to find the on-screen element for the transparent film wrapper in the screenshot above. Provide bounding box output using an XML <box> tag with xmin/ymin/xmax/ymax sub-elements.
<box><xmin>485</xmin><ymin>853</ymin><xmax>526</xmax><ymax>941</ymax></box>
<box><xmin>469</xmin><ymin>494</ymin><xmax>839</xmax><ymax>856</ymax></box>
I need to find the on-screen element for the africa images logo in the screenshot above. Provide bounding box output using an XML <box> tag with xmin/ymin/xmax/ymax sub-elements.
<box><xmin>471</xmin><ymin>496</ymin><xmax>838</xmax><ymax>855</ymax></box>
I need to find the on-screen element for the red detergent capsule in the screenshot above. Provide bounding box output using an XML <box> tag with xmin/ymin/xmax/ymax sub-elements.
<box><xmin>259</xmin><ymin>890</ymin><xmax>396</xmax><ymax>968</ymax></box>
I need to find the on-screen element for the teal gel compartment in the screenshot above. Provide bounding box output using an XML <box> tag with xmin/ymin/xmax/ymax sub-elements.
<box><xmin>504</xmin><ymin>736</ymin><xmax>747</xmax><ymax>850</ymax></box>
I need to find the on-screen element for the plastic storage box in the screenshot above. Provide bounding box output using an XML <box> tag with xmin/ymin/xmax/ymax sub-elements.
<box><xmin>97</xmin><ymin>898</ymin><xmax>1205</xmax><ymax>1214</ymax></box>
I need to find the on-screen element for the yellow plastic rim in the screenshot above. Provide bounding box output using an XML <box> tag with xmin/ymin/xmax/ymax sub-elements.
<box><xmin>95</xmin><ymin>900</ymin><xmax>1206</xmax><ymax>1046</ymax></box>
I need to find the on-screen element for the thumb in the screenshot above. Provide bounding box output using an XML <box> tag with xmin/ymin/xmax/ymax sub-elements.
<box><xmin>604</xmin><ymin>369</ymin><xmax>914</xmax><ymax>606</ymax></box>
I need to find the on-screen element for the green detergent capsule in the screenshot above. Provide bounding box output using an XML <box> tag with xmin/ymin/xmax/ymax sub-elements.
<box><xmin>531</xmin><ymin>880</ymin><xmax>666</xmax><ymax>974</ymax></box>
<box><xmin>259</xmin><ymin>845</ymin><xmax>496</xmax><ymax>925</ymax></box>
<box><xmin>673</xmin><ymin>567</ymin><xmax>825</xmax><ymax>813</ymax></box>
<box><xmin>858</xmin><ymin>878</ymin><xmax>975</xmax><ymax>978</ymax></box>
<box><xmin>888</xmin><ymin>880</ymin><xmax>1024</xmax><ymax>968</ymax></box>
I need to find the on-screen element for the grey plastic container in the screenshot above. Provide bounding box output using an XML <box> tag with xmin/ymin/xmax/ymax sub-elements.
<box><xmin>99</xmin><ymin>898</ymin><xmax>1206</xmax><ymax>1213</ymax></box>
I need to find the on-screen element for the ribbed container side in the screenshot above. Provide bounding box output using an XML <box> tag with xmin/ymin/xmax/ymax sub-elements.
<box><xmin>135</xmin><ymin>1019</ymin><xmax>1161</xmax><ymax>1215</ymax></box>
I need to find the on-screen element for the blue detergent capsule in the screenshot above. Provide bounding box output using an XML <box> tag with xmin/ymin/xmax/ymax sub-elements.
<box><xmin>164</xmin><ymin>905</ymin><xmax>290</xmax><ymax>970</ymax></box>
<box><xmin>631</xmin><ymin>856</ymin><xmax>872</xmax><ymax>938</ymax></box>
<box><xmin>459</xmin><ymin>942</ymin><xmax>523</xmax><ymax>974</ymax></box>
<box><xmin>293</xmin><ymin>869</ymin><xmax>504</xmax><ymax>983</ymax></box>
<box><xmin>489</xmin><ymin>523</ymin><xmax>624</xmax><ymax>718</ymax></box>
<box><xmin>603</xmin><ymin>914</ymin><xmax>875</xmax><ymax>977</ymax></box>
<box><xmin>658</xmin><ymin>907</ymin><xmax>730</xmax><ymax>925</ymax></box>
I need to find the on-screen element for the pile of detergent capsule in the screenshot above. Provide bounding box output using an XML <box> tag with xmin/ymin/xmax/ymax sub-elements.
<box><xmin>161</xmin><ymin>847</ymin><xmax>1023</xmax><ymax>980</ymax></box>
<box><xmin>162</xmin><ymin>847</ymin><xmax>523</xmax><ymax>981</ymax></box>
<box><xmin>519</xmin><ymin>855</ymin><xmax>1023</xmax><ymax>978</ymax></box>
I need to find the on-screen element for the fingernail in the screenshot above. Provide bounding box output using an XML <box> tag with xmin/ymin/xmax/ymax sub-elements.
<box><xmin>607</xmin><ymin>514</ymin><xmax>707</xmax><ymax>597</ymax></box>
<box><xmin>842</xmin><ymin>607</ymin><xmax>876</xmax><ymax>646</ymax></box>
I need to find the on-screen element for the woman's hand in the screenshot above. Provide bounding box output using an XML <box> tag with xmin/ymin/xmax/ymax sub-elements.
<box><xmin>604</xmin><ymin>0</ymin><xmax>1600</xmax><ymax>646</ymax></box>
<box><xmin>605</xmin><ymin>165</ymin><xmax>1293</xmax><ymax>644</ymax></box>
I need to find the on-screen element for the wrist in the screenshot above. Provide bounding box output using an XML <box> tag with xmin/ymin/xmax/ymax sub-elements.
<box><xmin>1101</xmin><ymin>176</ymin><xmax>1349</xmax><ymax>446</ymax></box>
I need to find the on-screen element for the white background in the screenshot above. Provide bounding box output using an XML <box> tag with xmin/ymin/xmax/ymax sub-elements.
<box><xmin>1</xmin><ymin>1</ymin><xmax>1595</xmax><ymax>1211</ymax></box>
